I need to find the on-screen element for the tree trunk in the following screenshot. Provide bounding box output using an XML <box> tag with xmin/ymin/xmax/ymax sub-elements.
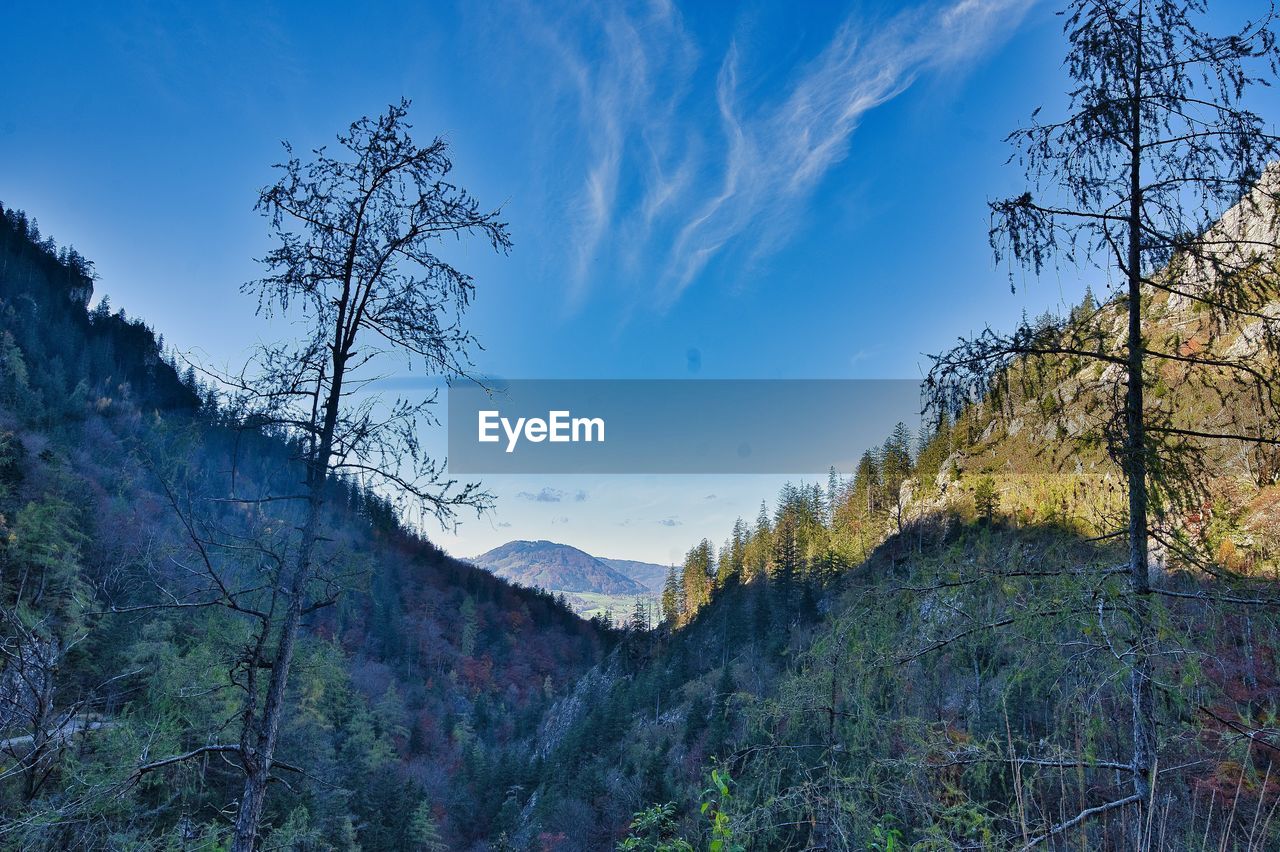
<box><xmin>230</xmin><ymin>348</ymin><xmax>347</xmax><ymax>851</ymax></box>
<box><xmin>230</xmin><ymin>522</ymin><xmax>313</xmax><ymax>852</ymax></box>
<box><xmin>22</xmin><ymin>688</ymin><xmax>52</xmax><ymax>803</ymax></box>
<box><xmin>1125</xmin><ymin>0</ymin><xmax>1157</xmax><ymax>812</ymax></box>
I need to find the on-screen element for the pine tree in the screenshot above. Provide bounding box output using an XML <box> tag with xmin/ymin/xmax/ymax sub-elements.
<box><xmin>747</xmin><ymin>501</ymin><xmax>773</xmax><ymax>579</ymax></box>
<box><xmin>852</xmin><ymin>449</ymin><xmax>880</xmax><ymax>517</ymax></box>
<box><xmin>930</xmin><ymin>0</ymin><xmax>1280</xmax><ymax>833</ymax></box>
<box><xmin>707</xmin><ymin>664</ymin><xmax>735</xmax><ymax>756</ymax></box>
<box><xmin>913</xmin><ymin>411</ymin><xmax>952</xmax><ymax>488</ymax></box>
<box><xmin>660</xmin><ymin>565</ymin><xmax>681</xmax><ymax>625</ymax></box>
<box><xmin>881</xmin><ymin>422</ymin><xmax>913</xmax><ymax>499</ymax></box>
<box><xmin>630</xmin><ymin>598</ymin><xmax>649</xmax><ymax>632</ymax></box>
<box><xmin>826</xmin><ymin>466</ymin><xmax>841</xmax><ymax>525</ymax></box>
<box><xmin>680</xmin><ymin>539</ymin><xmax>715</xmax><ymax>619</ymax></box>
<box><xmin>408</xmin><ymin>801</ymin><xmax>447</xmax><ymax>852</ymax></box>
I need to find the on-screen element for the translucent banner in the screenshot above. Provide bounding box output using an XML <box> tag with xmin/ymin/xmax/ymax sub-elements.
<box><xmin>447</xmin><ymin>379</ymin><xmax>923</xmax><ymax>474</ymax></box>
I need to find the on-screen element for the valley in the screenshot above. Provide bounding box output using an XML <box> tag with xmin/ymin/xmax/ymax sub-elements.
<box><xmin>4</xmin><ymin>1</ymin><xmax>1280</xmax><ymax>850</ymax></box>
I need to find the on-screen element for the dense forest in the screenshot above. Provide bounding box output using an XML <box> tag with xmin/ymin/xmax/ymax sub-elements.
<box><xmin>5</xmin><ymin>0</ymin><xmax>1280</xmax><ymax>850</ymax></box>
<box><xmin>0</xmin><ymin>204</ymin><xmax>609</xmax><ymax>848</ymax></box>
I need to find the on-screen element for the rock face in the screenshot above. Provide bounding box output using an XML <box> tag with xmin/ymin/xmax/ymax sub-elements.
<box><xmin>471</xmin><ymin>540</ymin><xmax>648</xmax><ymax>595</ymax></box>
<box><xmin>1172</xmin><ymin>162</ymin><xmax>1280</xmax><ymax>312</ymax></box>
<box><xmin>534</xmin><ymin>653</ymin><xmax>622</xmax><ymax>759</ymax></box>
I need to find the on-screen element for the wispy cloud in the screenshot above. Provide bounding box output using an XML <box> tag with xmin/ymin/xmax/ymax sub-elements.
<box><xmin>520</xmin><ymin>0</ymin><xmax>697</xmax><ymax>309</ymax></box>
<box><xmin>525</xmin><ymin>0</ymin><xmax>1033</xmax><ymax>308</ymax></box>
<box><xmin>516</xmin><ymin>487</ymin><xmax>570</xmax><ymax>503</ymax></box>
<box><xmin>664</xmin><ymin>0</ymin><xmax>1033</xmax><ymax>300</ymax></box>
<box><xmin>515</xmin><ymin>487</ymin><xmax>589</xmax><ymax>503</ymax></box>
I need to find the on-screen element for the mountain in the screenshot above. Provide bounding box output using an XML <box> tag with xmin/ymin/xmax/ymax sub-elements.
<box><xmin>7</xmin><ymin>168</ymin><xmax>1280</xmax><ymax>850</ymax></box>
<box><xmin>515</xmin><ymin>178</ymin><xmax>1280</xmax><ymax>847</ymax></box>
<box><xmin>0</xmin><ymin>203</ymin><xmax>608</xmax><ymax>851</ymax></box>
<box><xmin>598</xmin><ymin>557</ymin><xmax>670</xmax><ymax>594</ymax></box>
<box><xmin>471</xmin><ymin>540</ymin><xmax>648</xmax><ymax>595</ymax></box>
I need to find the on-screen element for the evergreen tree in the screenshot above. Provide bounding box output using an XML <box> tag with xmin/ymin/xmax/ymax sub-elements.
<box><xmin>930</xmin><ymin>0</ymin><xmax>1280</xmax><ymax>831</ymax></box>
<box><xmin>751</xmin><ymin>570</ymin><xmax>772</xmax><ymax>641</ymax></box>
<box><xmin>408</xmin><ymin>801</ymin><xmax>447</xmax><ymax>852</ymax></box>
<box><xmin>630</xmin><ymin>598</ymin><xmax>649</xmax><ymax>632</ymax></box>
<box><xmin>745</xmin><ymin>501</ymin><xmax>772</xmax><ymax>580</ymax></box>
<box><xmin>680</xmin><ymin>540</ymin><xmax>715</xmax><ymax>620</ymax></box>
<box><xmin>660</xmin><ymin>566</ymin><xmax>681</xmax><ymax>625</ymax></box>
<box><xmin>707</xmin><ymin>664</ymin><xmax>735</xmax><ymax>756</ymax></box>
<box><xmin>881</xmin><ymin>422</ymin><xmax>913</xmax><ymax>499</ymax></box>
<box><xmin>851</xmin><ymin>449</ymin><xmax>880</xmax><ymax>517</ymax></box>
<box><xmin>825</xmin><ymin>465</ymin><xmax>841</xmax><ymax>525</ymax></box>
<box><xmin>913</xmin><ymin>411</ymin><xmax>952</xmax><ymax>488</ymax></box>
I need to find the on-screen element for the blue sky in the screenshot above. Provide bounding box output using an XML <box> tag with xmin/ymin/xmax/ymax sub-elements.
<box><xmin>4</xmin><ymin>1</ymin><xmax>1270</xmax><ymax>565</ymax></box>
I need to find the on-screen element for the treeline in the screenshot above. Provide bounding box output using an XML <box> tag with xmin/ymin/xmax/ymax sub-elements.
<box><xmin>528</xmin><ymin>431</ymin><xmax>1280</xmax><ymax>849</ymax></box>
<box><xmin>661</xmin><ymin>418</ymin><xmax>954</xmax><ymax>628</ymax></box>
<box><xmin>0</xmin><ymin>203</ymin><xmax>201</xmax><ymax>420</ymax></box>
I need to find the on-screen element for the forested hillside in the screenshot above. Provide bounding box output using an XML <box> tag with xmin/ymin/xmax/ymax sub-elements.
<box><xmin>0</xmin><ymin>205</ymin><xmax>609</xmax><ymax>849</ymax></box>
<box><xmin>514</xmin><ymin>314</ymin><xmax>1280</xmax><ymax>849</ymax></box>
<box><xmin>6</xmin><ymin>2</ymin><xmax>1280</xmax><ymax>850</ymax></box>
<box><xmin>507</xmin><ymin>150</ymin><xmax>1280</xmax><ymax>851</ymax></box>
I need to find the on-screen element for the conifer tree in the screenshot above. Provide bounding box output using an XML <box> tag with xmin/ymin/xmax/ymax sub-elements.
<box><xmin>930</xmin><ymin>0</ymin><xmax>1280</xmax><ymax>837</ymax></box>
<box><xmin>851</xmin><ymin>449</ymin><xmax>880</xmax><ymax>517</ymax></box>
<box><xmin>660</xmin><ymin>566</ymin><xmax>681</xmax><ymax>625</ymax></box>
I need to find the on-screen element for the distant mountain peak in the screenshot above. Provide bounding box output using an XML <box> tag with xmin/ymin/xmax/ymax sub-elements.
<box><xmin>471</xmin><ymin>540</ymin><xmax>648</xmax><ymax>596</ymax></box>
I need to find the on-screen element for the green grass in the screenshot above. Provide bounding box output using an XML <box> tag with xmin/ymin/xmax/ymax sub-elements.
<box><xmin>556</xmin><ymin>590</ymin><xmax>660</xmax><ymax>625</ymax></box>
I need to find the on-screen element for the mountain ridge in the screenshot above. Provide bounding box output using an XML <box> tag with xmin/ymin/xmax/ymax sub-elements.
<box><xmin>471</xmin><ymin>539</ymin><xmax>652</xmax><ymax>596</ymax></box>
<box><xmin>598</xmin><ymin>557</ymin><xmax>670</xmax><ymax>594</ymax></box>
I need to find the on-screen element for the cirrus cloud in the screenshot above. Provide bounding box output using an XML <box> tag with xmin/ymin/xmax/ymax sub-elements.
<box><xmin>521</xmin><ymin>0</ymin><xmax>1034</xmax><ymax>310</ymax></box>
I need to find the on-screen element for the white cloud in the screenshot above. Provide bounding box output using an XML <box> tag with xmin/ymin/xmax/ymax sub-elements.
<box><xmin>516</xmin><ymin>487</ymin><xmax>568</xmax><ymax>502</ymax></box>
<box><xmin>665</xmin><ymin>0</ymin><xmax>1034</xmax><ymax>301</ymax></box>
<box><xmin>528</xmin><ymin>0</ymin><xmax>1034</xmax><ymax>308</ymax></box>
<box><xmin>519</xmin><ymin>0</ymin><xmax>697</xmax><ymax>309</ymax></box>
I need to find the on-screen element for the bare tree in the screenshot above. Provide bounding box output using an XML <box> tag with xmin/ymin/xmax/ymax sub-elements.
<box><xmin>228</xmin><ymin>98</ymin><xmax>508</xmax><ymax>850</ymax></box>
<box><xmin>928</xmin><ymin>0</ymin><xmax>1280</xmax><ymax>840</ymax></box>
<box><xmin>127</xmin><ymin>100</ymin><xmax>509</xmax><ymax>851</ymax></box>
<box><xmin>0</xmin><ymin>611</ymin><xmax>69</xmax><ymax>803</ymax></box>
<box><xmin>0</xmin><ymin>608</ymin><xmax>131</xmax><ymax>806</ymax></box>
